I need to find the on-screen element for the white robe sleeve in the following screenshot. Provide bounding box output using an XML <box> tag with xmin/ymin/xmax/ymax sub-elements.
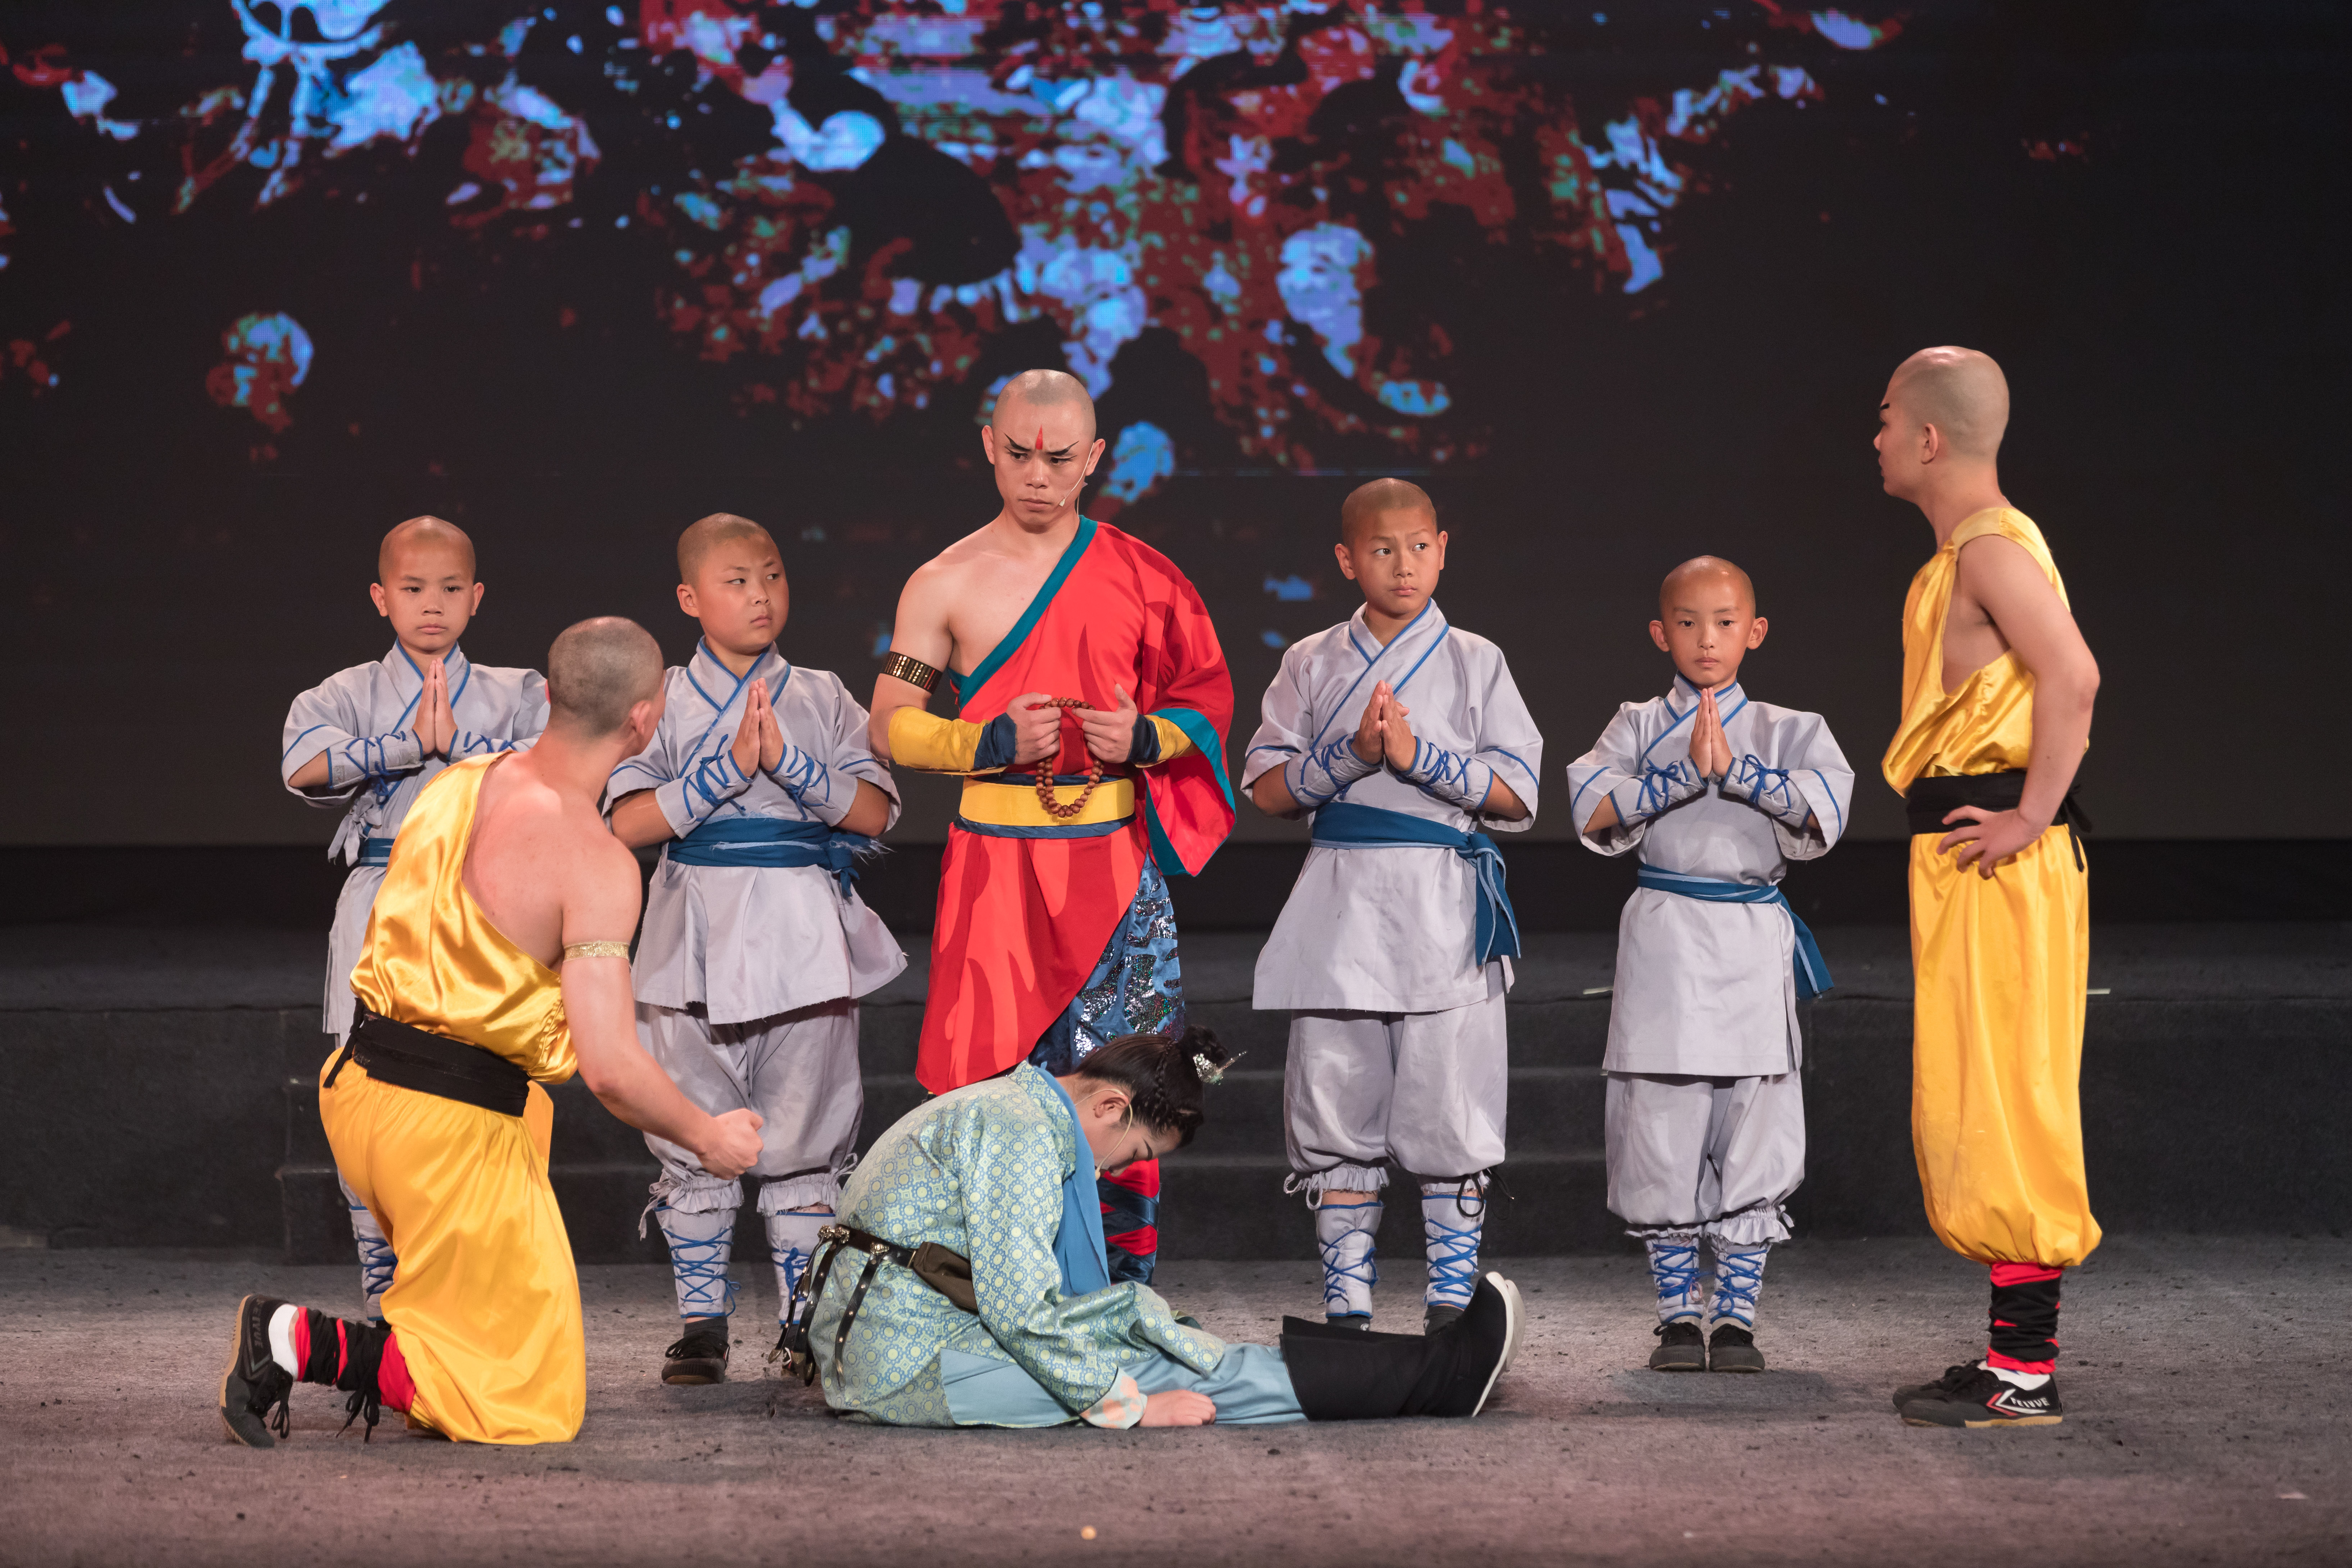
<box><xmin>1467</xmin><ymin>645</ymin><xmax>1543</xmax><ymax>833</ymax></box>
<box><xmin>281</xmin><ymin>671</ymin><xmax>421</xmax><ymax>807</ymax></box>
<box><xmin>1563</xmin><ymin>705</ymin><xmax>1651</xmax><ymax>858</ymax></box>
<box><xmin>1721</xmin><ymin>712</ymin><xmax>1854</xmax><ymax>862</ymax></box>
<box><xmin>1238</xmin><ymin>646</ymin><xmax>1315</xmax><ymax>795</ymax></box>
<box><xmin>453</xmin><ymin>671</ymin><xmax>548</xmax><ymax>760</ymax></box>
<box><xmin>789</xmin><ymin>674</ymin><xmax>900</xmax><ymax>833</ymax></box>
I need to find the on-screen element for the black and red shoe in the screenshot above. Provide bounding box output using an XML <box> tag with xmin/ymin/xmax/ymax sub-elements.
<box><xmin>219</xmin><ymin>1294</ymin><xmax>295</xmax><ymax>1449</ymax></box>
<box><xmin>1898</xmin><ymin>1364</ymin><xmax>2063</xmax><ymax>1428</ymax></box>
<box><xmin>1890</xmin><ymin>1361</ymin><xmax>1980</xmax><ymax>1411</ymax></box>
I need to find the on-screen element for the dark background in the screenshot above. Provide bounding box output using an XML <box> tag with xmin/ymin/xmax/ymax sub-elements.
<box><xmin>1</xmin><ymin>0</ymin><xmax>2344</xmax><ymax>864</ymax></box>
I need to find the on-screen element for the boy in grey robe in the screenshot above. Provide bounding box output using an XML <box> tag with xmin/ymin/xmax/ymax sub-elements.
<box><xmin>608</xmin><ymin>513</ymin><xmax>904</xmax><ymax>1385</ymax></box>
<box><xmin>1242</xmin><ymin>480</ymin><xmax>1543</xmax><ymax>1333</ymax></box>
<box><xmin>1564</xmin><ymin>556</ymin><xmax>1852</xmax><ymax>1373</ymax></box>
<box><xmin>278</xmin><ymin>517</ymin><xmax>548</xmax><ymax>1320</ymax></box>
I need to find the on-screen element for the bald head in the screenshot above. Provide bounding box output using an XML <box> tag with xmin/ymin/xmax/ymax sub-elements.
<box><xmin>992</xmin><ymin>369</ymin><xmax>1096</xmax><ymax>447</ymax></box>
<box><xmin>378</xmin><ymin>515</ymin><xmax>475</xmax><ymax>582</ymax></box>
<box><xmin>1660</xmin><ymin>555</ymin><xmax>1755</xmax><ymax>618</ymax></box>
<box><xmin>1889</xmin><ymin>346</ymin><xmax>2009</xmax><ymax>462</ymax></box>
<box><xmin>677</xmin><ymin>512</ymin><xmax>777</xmax><ymax>584</ymax></box>
<box><xmin>547</xmin><ymin>617</ymin><xmax>663</xmax><ymax>738</ymax></box>
<box><xmin>1341</xmin><ymin>477</ymin><xmax>1435</xmax><ymax>543</ymax></box>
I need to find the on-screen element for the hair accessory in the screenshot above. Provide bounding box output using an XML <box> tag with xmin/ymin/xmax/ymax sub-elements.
<box><xmin>881</xmin><ymin>651</ymin><xmax>941</xmax><ymax>693</ymax></box>
<box><xmin>1192</xmin><ymin>1049</ymin><xmax>1243</xmax><ymax>1087</ymax></box>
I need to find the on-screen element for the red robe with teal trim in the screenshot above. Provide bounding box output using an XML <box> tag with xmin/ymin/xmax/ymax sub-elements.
<box><xmin>917</xmin><ymin>519</ymin><xmax>1234</xmax><ymax>1095</ymax></box>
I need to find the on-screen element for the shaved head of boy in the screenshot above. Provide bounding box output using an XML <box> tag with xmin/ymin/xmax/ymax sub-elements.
<box><xmin>676</xmin><ymin>512</ymin><xmax>787</xmax><ymax>657</ymax></box>
<box><xmin>370</xmin><ymin>515</ymin><xmax>482</xmax><ymax>660</ymax></box>
<box><xmin>981</xmin><ymin>369</ymin><xmax>1105</xmax><ymax>531</ymax></box>
<box><xmin>1334</xmin><ymin>477</ymin><xmax>1447</xmax><ymax>636</ymax></box>
<box><xmin>1651</xmin><ymin>555</ymin><xmax>1767</xmax><ymax>692</ymax></box>
<box><xmin>546</xmin><ymin>615</ymin><xmax>665</xmax><ymax>741</ymax></box>
<box><xmin>1876</xmin><ymin>346</ymin><xmax>2010</xmax><ymax>504</ymax></box>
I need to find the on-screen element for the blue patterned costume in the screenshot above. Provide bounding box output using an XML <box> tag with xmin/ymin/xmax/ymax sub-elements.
<box><xmin>810</xmin><ymin>1065</ymin><xmax>1301</xmax><ymax>1427</ymax></box>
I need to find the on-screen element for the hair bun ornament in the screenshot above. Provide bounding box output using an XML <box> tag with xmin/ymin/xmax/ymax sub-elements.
<box><xmin>1192</xmin><ymin>1049</ymin><xmax>1242</xmax><ymax>1087</ymax></box>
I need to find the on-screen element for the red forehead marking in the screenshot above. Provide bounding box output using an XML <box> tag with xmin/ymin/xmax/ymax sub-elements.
<box><xmin>1034</xmin><ymin>424</ymin><xmax>1045</xmax><ymax>449</ymax></box>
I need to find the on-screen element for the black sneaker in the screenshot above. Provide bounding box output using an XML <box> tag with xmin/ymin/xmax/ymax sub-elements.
<box><xmin>219</xmin><ymin>1294</ymin><xmax>295</xmax><ymax>1448</ymax></box>
<box><xmin>1424</xmin><ymin>1303</ymin><xmax>1465</xmax><ymax>1334</ymax></box>
<box><xmin>1899</xmin><ymin>1364</ymin><xmax>2063</xmax><ymax>1428</ymax></box>
<box><xmin>661</xmin><ymin>1321</ymin><xmax>731</xmax><ymax>1386</ymax></box>
<box><xmin>1707</xmin><ymin>1323</ymin><xmax>1766</xmax><ymax>1373</ymax></box>
<box><xmin>1648</xmin><ymin>1320</ymin><xmax>1706</xmax><ymax>1372</ymax></box>
<box><xmin>1890</xmin><ymin>1362</ymin><xmax>1981</xmax><ymax>1412</ymax></box>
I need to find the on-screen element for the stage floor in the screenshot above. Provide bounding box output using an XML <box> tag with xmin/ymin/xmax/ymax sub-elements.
<box><xmin>2</xmin><ymin>1237</ymin><xmax>2343</xmax><ymax>1566</ymax></box>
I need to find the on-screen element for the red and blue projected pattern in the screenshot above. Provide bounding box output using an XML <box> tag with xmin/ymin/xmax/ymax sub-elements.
<box><xmin>5</xmin><ymin>1</ymin><xmax>1899</xmax><ymax>498</ymax></box>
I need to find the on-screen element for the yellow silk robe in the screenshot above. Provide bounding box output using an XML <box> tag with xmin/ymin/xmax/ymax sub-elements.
<box><xmin>1883</xmin><ymin>508</ymin><xmax>2099</xmax><ymax>1269</ymax></box>
<box><xmin>328</xmin><ymin>754</ymin><xmax>586</xmax><ymax>1444</ymax></box>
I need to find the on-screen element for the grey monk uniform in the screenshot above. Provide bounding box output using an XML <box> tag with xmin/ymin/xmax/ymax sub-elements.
<box><xmin>1565</xmin><ymin>673</ymin><xmax>1851</xmax><ymax>1268</ymax></box>
<box><xmin>1243</xmin><ymin>600</ymin><xmax>1541</xmax><ymax>1320</ymax></box>
<box><xmin>608</xmin><ymin>639</ymin><xmax>903</xmax><ymax>1323</ymax></box>
<box><xmin>281</xmin><ymin>642</ymin><xmax>548</xmax><ymax>1316</ymax></box>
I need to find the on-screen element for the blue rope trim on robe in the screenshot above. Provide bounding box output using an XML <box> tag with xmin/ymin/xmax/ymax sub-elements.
<box><xmin>1634</xmin><ymin>866</ymin><xmax>1834</xmax><ymax>999</ymax></box>
<box><xmin>666</xmin><ymin>815</ymin><xmax>878</xmax><ymax>896</ymax></box>
<box><xmin>1309</xmin><ymin>801</ymin><xmax>1521</xmax><ymax>966</ymax></box>
<box><xmin>355</xmin><ymin>837</ymin><xmax>396</xmax><ymax>867</ymax></box>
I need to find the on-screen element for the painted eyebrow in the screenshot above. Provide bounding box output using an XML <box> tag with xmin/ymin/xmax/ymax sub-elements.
<box><xmin>995</xmin><ymin>430</ymin><xmax>1079</xmax><ymax>458</ymax></box>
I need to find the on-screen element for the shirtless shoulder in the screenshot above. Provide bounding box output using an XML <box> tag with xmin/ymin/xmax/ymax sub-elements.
<box><xmin>467</xmin><ymin>764</ymin><xmax>641</xmax><ymax>962</ymax></box>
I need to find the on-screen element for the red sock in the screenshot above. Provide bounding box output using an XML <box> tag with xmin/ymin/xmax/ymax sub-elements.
<box><xmin>291</xmin><ymin>1308</ymin><xmax>310</xmax><ymax>1371</ymax></box>
<box><xmin>376</xmin><ymin>1332</ymin><xmax>416</xmax><ymax>1414</ymax></box>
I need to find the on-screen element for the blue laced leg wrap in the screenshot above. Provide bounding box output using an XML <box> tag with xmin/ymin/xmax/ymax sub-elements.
<box><xmin>655</xmin><ymin>1202</ymin><xmax>738</xmax><ymax>1321</ymax></box>
<box><xmin>349</xmin><ymin>1199</ymin><xmax>396</xmax><ymax>1323</ymax></box>
<box><xmin>1707</xmin><ymin>1240</ymin><xmax>1770</xmax><ymax>1330</ymax></box>
<box><xmin>1315</xmin><ymin>1200</ymin><xmax>1382</xmax><ymax>1322</ymax></box>
<box><xmin>1420</xmin><ymin>1180</ymin><xmax>1488</xmax><ymax>1311</ymax></box>
<box><xmin>1643</xmin><ymin>1232</ymin><xmax>1704</xmax><ymax>1324</ymax></box>
<box><xmin>765</xmin><ymin>1209</ymin><xmax>830</xmax><ymax>1325</ymax></box>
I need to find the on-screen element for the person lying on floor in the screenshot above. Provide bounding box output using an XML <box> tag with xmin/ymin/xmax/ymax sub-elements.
<box><xmin>791</xmin><ymin>1027</ymin><xmax>1524</xmax><ymax>1426</ymax></box>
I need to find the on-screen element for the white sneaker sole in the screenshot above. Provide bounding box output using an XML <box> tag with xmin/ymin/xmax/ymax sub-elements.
<box><xmin>1467</xmin><ymin>1273</ymin><xmax>1523</xmax><ymax>1417</ymax></box>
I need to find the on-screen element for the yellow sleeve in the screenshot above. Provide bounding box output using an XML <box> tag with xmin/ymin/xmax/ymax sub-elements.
<box><xmin>887</xmin><ymin>706</ymin><xmax>1000</xmax><ymax>775</ymax></box>
<box><xmin>1145</xmin><ymin>715</ymin><xmax>1195</xmax><ymax>764</ymax></box>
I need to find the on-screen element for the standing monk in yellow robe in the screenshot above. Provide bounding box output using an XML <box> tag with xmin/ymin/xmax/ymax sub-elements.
<box><xmin>1874</xmin><ymin>347</ymin><xmax>2102</xmax><ymax>1431</ymax></box>
<box><xmin>219</xmin><ymin>617</ymin><xmax>766</xmax><ymax>1447</ymax></box>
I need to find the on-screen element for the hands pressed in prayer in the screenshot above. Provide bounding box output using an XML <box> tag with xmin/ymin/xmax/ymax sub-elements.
<box><xmin>1688</xmin><ymin>687</ymin><xmax>1732</xmax><ymax>780</ymax></box>
<box><xmin>417</xmin><ymin>658</ymin><xmax>457</xmax><ymax>759</ymax></box>
<box><xmin>1008</xmin><ymin>692</ymin><xmax>1064</xmax><ymax>765</ymax></box>
<box><xmin>729</xmin><ymin>681</ymin><xmax>770</xmax><ymax>778</ymax></box>
<box><xmin>1079</xmin><ymin>685</ymin><xmax>1141</xmax><ymax>764</ymax></box>
<box><xmin>1937</xmin><ymin>804</ymin><xmax>2044</xmax><ymax>878</ymax></box>
<box><xmin>1138</xmin><ymin>1390</ymin><xmax>1216</xmax><ymax>1427</ymax></box>
<box><xmin>1351</xmin><ymin>682</ymin><xmax>1394</xmax><ymax>766</ymax></box>
<box><xmin>1379</xmin><ymin>690</ymin><xmax>1417</xmax><ymax>772</ymax></box>
<box><xmin>756</xmin><ymin>685</ymin><xmax>787</xmax><ymax>775</ymax></box>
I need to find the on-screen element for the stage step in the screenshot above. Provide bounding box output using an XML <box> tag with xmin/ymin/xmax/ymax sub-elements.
<box><xmin>5</xmin><ymin>924</ymin><xmax>2346</xmax><ymax>1262</ymax></box>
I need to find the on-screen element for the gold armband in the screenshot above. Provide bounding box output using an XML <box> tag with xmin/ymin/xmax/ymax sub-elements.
<box><xmin>1145</xmin><ymin>714</ymin><xmax>1196</xmax><ymax>764</ymax></box>
<box><xmin>561</xmin><ymin>941</ymin><xmax>631</xmax><ymax>963</ymax></box>
<box><xmin>880</xmin><ymin>651</ymin><xmax>941</xmax><ymax>693</ymax></box>
<box><xmin>888</xmin><ymin>705</ymin><xmax>990</xmax><ymax>773</ymax></box>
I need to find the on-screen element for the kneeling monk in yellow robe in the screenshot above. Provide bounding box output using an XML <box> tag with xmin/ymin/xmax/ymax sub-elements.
<box><xmin>1874</xmin><ymin>347</ymin><xmax>2102</xmax><ymax>1431</ymax></box>
<box><xmin>219</xmin><ymin>617</ymin><xmax>766</xmax><ymax>1447</ymax></box>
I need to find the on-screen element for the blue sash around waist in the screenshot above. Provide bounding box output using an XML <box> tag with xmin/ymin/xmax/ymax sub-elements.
<box><xmin>355</xmin><ymin>837</ymin><xmax>395</xmax><ymax>867</ymax></box>
<box><xmin>666</xmin><ymin>815</ymin><xmax>875</xmax><ymax>896</ymax></box>
<box><xmin>1310</xmin><ymin>801</ymin><xmax>1521</xmax><ymax>967</ymax></box>
<box><xmin>1635</xmin><ymin>866</ymin><xmax>1833</xmax><ymax>1000</ymax></box>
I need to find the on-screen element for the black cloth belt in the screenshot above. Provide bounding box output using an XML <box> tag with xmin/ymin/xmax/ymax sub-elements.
<box><xmin>778</xmin><ymin>1224</ymin><xmax>977</xmax><ymax>1387</ymax></box>
<box><xmin>326</xmin><ymin>1003</ymin><xmax>532</xmax><ymax>1117</ymax></box>
<box><xmin>1903</xmin><ymin>770</ymin><xmax>2090</xmax><ymax>871</ymax></box>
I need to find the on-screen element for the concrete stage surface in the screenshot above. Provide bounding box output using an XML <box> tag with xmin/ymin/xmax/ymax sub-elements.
<box><xmin>1</xmin><ymin>1238</ymin><xmax>2344</xmax><ymax>1567</ymax></box>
